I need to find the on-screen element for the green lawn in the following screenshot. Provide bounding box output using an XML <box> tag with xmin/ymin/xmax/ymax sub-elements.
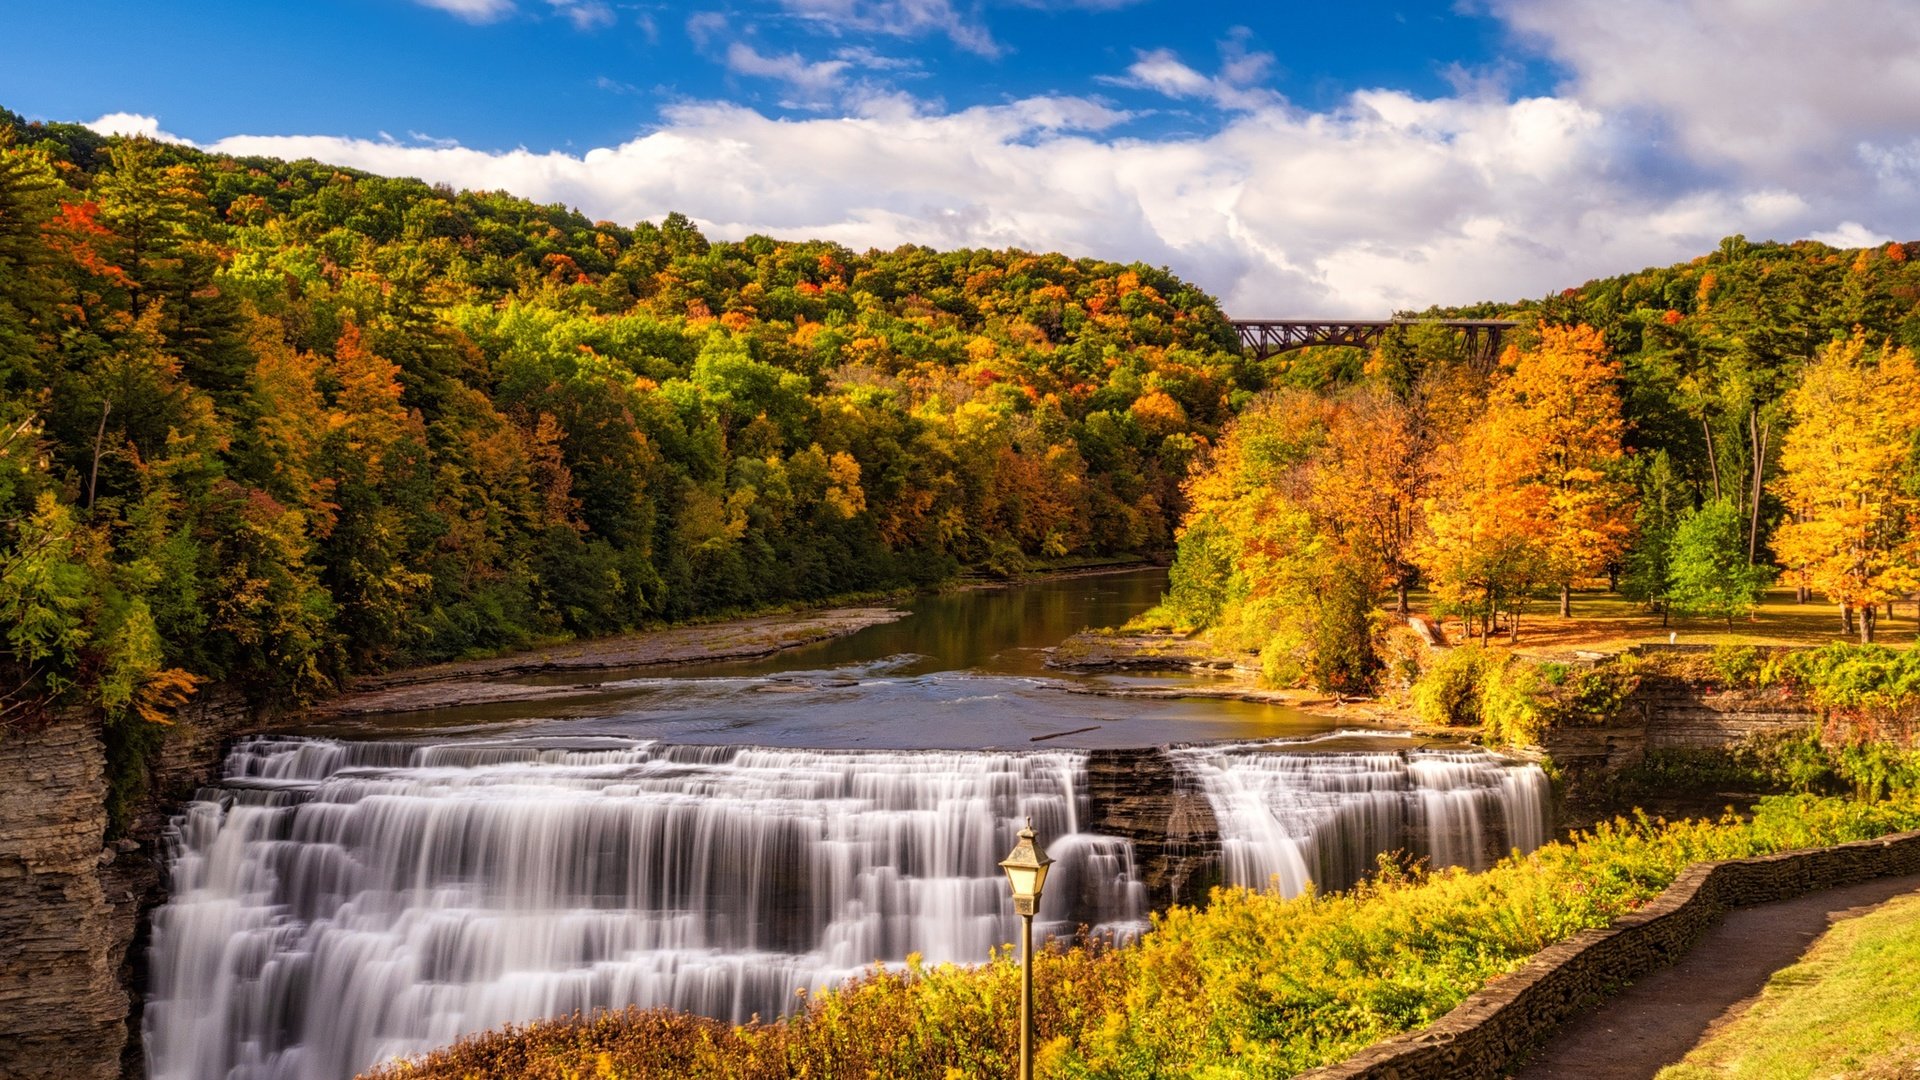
<box><xmin>1655</xmin><ymin>891</ymin><xmax>1920</xmax><ymax>1080</ymax></box>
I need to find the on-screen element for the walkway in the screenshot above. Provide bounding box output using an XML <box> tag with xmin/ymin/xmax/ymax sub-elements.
<box><xmin>1509</xmin><ymin>871</ymin><xmax>1920</xmax><ymax>1079</ymax></box>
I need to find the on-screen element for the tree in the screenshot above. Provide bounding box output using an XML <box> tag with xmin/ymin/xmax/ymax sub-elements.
<box><xmin>1313</xmin><ymin>385</ymin><xmax>1425</xmax><ymax>613</ymax></box>
<box><xmin>1621</xmin><ymin>449</ymin><xmax>1687</xmax><ymax>624</ymax></box>
<box><xmin>1771</xmin><ymin>334</ymin><xmax>1920</xmax><ymax>642</ymax></box>
<box><xmin>1490</xmin><ymin>324</ymin><xmax>1633</xmax><ymax>616</ymax></box>
<box><xmin>1667</xmin><ymin>499</ymin><xmax>1772</xmax><ymax>627</ymax></box>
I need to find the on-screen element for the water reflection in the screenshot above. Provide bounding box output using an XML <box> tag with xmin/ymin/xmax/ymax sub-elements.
<box><xmin>312</xmin><ymin>568</ymin><xmax>1394</xmax><ymax>750</ymax></box>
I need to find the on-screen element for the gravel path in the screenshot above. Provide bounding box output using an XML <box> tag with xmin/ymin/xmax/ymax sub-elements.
<box><xmin>1509</xmin><ymin>871</ymin><xmax>1920</xmax><ymax>1079</ymax></box>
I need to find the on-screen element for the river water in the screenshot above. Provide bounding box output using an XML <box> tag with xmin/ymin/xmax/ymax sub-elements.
<box><xmin>145</xmin><ymin>568</ymin><xmax>1551</xmax><ymax>1080</ymax></box>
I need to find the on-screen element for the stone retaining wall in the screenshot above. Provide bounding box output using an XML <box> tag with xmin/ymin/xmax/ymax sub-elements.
<box><xmin>1295</xmin><ymin>828</ymin><xmax>1920</xmax><ymax>1080</ymax></box>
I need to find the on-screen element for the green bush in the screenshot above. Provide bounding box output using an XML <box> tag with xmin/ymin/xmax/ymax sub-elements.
<box><xmin>1481</xmin><ymin>656</ymin><xmax>1549</xmax><ymax>746</ymax></box>
<box><xmin>1410</xmin><ymin>645</ymin><xmax>1488</xmax><ymax>727</ymax></box>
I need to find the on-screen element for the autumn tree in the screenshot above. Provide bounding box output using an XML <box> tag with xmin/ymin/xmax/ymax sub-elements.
<box><xmin>1771</xmin><ymin>334</ymin><xmax>1920</xmax><ymax>642</ymax></box>
<box><xmin>1492</xmin><ymin>324</ymin><xmax>1633</xmax><ymax>616</ymax></box>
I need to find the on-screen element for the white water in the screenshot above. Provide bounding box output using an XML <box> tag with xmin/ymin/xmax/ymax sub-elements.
<box><xmin>144</xmin><ymin>736</ymin><xmax>1143</xmax><ymax>1080</ymax></box>
<box><xmin>145</xmin><ymin>734</ymin><xmax>1551</xmax><ymax>1080</ymax></box>
<box><xmin>1176</xmin><ymin>743</ymin><xmax>1552</xmax><ymax>895</ymax></box>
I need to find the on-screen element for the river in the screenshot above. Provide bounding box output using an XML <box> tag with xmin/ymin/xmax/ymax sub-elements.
<box><xmin>143</xmin><ymin>568</ymin><xmax>1550</xmax><ymax>1080</ymax></box>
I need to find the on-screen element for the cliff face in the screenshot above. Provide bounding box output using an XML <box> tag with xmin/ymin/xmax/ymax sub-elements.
<box><xmin>1542</xmin><ymin>671</ymin><xmax>1821</xmax><ymax>830</ymax></box>
<box><xmin>0</xmin><ymin>715</ymin><xmax>128</xmax><ymax>1080</ymax></box>
<box><xmin>0</xmin><ymin>693</ymin><xmax>257</xmax><ymax>1080</ymax></box>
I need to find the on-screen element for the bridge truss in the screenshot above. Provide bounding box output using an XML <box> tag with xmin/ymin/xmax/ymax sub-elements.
<box><xmin>1230</xmin><ymin>319</ymin><xmax>1520</xmax><ymax>366</ymax></box>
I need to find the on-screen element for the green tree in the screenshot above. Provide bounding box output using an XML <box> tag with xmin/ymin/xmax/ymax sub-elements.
<box><xmin>1667</xmin><ymin>498</ymin><xmax>1772</xmax><ymax>627</ymax></box>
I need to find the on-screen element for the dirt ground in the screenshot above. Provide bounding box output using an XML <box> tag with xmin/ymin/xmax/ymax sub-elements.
<box><xmin>311</xmin><ymin>606</ymin><xmax>909</xmax><ymax>716</ymax></box>
<box><xmin>1507</xmin><ymin>872</ymin><xmax>1920</xmax><ymax>1079</ymax></box>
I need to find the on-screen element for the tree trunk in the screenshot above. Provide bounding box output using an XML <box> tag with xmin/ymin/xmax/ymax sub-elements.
<box><xmin>1703</xmin><ymin>417</ymin><xmax>1723</xmax><ymax>501</ymax></box>
<box><xmin>1396</xmin><ymin>582</ymin><xmax>1409</xmax><ymax>616</ymax></box>
<box><xmin>1509</xmin><ymin>609</ymin><xmax>1520</xmax><ymax>645</ymax></box>
<box><xmin>1862</xmin><ymin>604</ymin><xmax>1877</xmax><ymax>645</ymax></box>
<box><xmin>1559</xmin><ymin>583</ymin><xmax>1571</xmax><ymax>618</ymax></box>
<box><xmin>1747</xmin><ymin>413</ymin><xmax>1769</xmax><ymax>564</ymax></box>
<box><xmin>1661</xmin><ymin>602</ymin><xmax>1670</xmax><ymax>628</ymax></box>
<box><xmin>87</xmin><ymin>400</ymin><xmax>110</xmax><ymax>511</ymax></box>
<box><xmin>1841</xmin><ymin>603</ymin><xmax>1854</xmax><ymax>635</ymax></box>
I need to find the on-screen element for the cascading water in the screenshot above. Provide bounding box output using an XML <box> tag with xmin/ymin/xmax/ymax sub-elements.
<box><xmin>1176</xmin><ymin>739</ymin><xmax>1552</xmax><ymax>895</ymax></box>
<box><xmin>145</xmin><ymin>736</ymin><xmax>1145</xmax><ymax>1080</ymax></box>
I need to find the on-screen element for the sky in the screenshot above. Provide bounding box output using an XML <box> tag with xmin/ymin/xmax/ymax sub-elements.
<box><xmin>3</xmin><ymin>0</ymin><xmax>1917</xmax><ymax>315</ymax></box>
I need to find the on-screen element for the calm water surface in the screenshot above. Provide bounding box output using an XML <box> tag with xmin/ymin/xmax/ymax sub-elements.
<box><xmin>312</xmin><ymin>567</ymin><xmax>1405</xmax><ymax>749</ymax></box>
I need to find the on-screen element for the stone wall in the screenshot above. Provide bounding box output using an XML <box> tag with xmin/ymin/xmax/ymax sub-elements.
<box><xmin>0</xmin><ymin>691</ymin><xmax>261</xmax><ymax>1080</ymax></box>
<box><xmin>1295</xmin><ymin>828</ymin><xmax>1920</xmax><ymax>1080</ymax></box>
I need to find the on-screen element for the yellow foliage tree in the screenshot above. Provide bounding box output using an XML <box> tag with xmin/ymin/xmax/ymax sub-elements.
<box><xmin>1771</xmin><ymin>334</ymin><xmax>1920</xmax><ymax>642</ymax></box>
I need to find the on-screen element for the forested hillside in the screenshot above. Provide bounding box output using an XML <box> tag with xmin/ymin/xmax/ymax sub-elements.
<box><xmin>0</xmin><ymin>111</ymin><xmax>1254</xmax><ymax>783</ymax></box>
<box><xmin>1170</xmin><ymin>235</ymin><xmax>1920</xmax><ymax>690</ymax></box>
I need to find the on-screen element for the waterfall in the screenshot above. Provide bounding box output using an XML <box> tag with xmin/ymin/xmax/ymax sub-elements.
<box><xmin>1176</xmin><ymin>742</ymin><xmax>1552</xmax><ymax>895</ymax></box>
<box><xmin>145</xmin><ymin>736</ymin><xmax>1145</xmax><ymax>1080</ymax></box>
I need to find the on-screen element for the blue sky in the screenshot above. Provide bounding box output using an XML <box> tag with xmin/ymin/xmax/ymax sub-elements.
<box><xmin>4</xmin><ymin>1</ymin><xmax>1918</xmax><ymax>314</ymax></box>
<box><xmin>3</xmin><ymin>1</ymin><xmax>1542</xmax><ymax>150</ymax></box>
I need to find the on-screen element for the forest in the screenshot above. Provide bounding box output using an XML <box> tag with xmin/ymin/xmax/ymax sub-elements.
<box><xmin>8</xmin><ymin>108</ymin><xmax>1920</xmax><ymax>818</ymax></box>
<box><xmin>1166</xmin><ymin>234</ymin><xmax>1920</xmax><ymax>691</ymax></box>
<box><xmin>0</xmin><ymin>110</ymin><xmax>1256</xmax><ymax>814</ymax></box>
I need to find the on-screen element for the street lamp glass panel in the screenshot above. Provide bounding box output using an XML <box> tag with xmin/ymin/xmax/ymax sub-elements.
<box><xmin>999</xmin><ymin>823</ymin><xmax>1054</xmax><ymax>902</ymax></box>
<box><xmin>1003</xmin><ymin>861</ymin><xmax>1047</xmax><ymax>901</ymax></box>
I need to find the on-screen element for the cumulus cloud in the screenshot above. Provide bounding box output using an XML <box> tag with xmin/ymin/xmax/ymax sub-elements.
<box><xmin>1495</xmin><ymin>0</ymin><xmax>1920</xmax><ymax>179</ymax></box>
<box><xmin>78</xmin><ymin>1</ymin><xmax>1920</xmax><ymax>317</ymax></box>
<box><xmin>84</xmin><ymin>112</ymin><xmax>188</xmax><ymax>143</ymax></box>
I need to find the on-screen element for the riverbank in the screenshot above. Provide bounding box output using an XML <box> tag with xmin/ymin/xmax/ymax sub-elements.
<box><xmin>315</xmin><ymin>560</ymin><xmax>1165</xmax><ymax>718</ymax></box>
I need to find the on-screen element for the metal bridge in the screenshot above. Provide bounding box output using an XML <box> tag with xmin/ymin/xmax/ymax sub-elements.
<box><xmin>1229</xmin><ymin>319</ymin><xmax>1520</xmax><ymax>364</ymax></box>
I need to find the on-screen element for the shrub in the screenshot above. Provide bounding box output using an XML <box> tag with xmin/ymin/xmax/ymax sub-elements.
<box><xmin>1410</xmin><ymin>645</ymin><xmax>1488</xmax><ymax>727</ymax></box>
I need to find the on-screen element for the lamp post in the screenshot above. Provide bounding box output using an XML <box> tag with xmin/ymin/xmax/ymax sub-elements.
<box><xmin>1000</xmin><ymin>818</ymin><xmax>1053</xmax><ymax>1080</ymax></box>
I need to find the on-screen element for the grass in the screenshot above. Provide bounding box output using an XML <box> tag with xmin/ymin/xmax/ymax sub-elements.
<box><xmin>1655</xmin><ymin>891</ymin><xmax>1920</xmax><ymax>1080</ymax></box>
<box><xmin>1412</xmin><ymin>587</ymin><xmax>1920</xmax><ymax>659</ymax></box>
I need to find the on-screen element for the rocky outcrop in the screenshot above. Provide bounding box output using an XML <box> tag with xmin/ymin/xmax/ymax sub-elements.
<box><xmin>0</xmin><ymin>691</ymin><xmax>260</xmax><ymax>1080</ymax></box>
<box><xmin>1084</xmin><ymin>748</ymin><xmax>1221</xmax><ymax>908</ymax></box>
<box><xmin>0</xmin><ymin>715</ymin><xmax>127</xmax><ymax>1080</ymax></box>
<box><xmin>1540</xmin><ymin>667</ymin><xmax>1820</xmax><ymax>830</ymax></box>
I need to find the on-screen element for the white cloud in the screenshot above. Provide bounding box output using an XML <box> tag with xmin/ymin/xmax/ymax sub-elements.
<box><xmin>413</xmin><ymin>0</ymin><xmax>516</xmax><ymax>22</ymax></box>
<box><xmin>1811</xmin><ymin>221</ymin><xmax>1893</xmax><ymax>249</ymax></box>
<box><xmin>77</xmin><ymin>2</ymin><xmax>1920</xmax><ymax>318</ymax></box>
<box><xmin>725</xmin><ymin>43</ymin><xmax>853</xmax><ymax>100</ymax></box>
<box><xmin>84</xmin><ymin>112</ymin><xmax>188</xmax><ymax>143</ymax></box>
<box><xmin>1495</xmin><ymin>0</ymin><xmax>1920</xmax><ymax>178</ymax></box>
<box><xmin>1100</xmin><ymin>34</ymin><xmax>1282</xmax><ymax>113</ymax></box>
<box><xmin>158</xmin><ymin>87</ymin><xmax>1809</xmax><ymax>317</ymax></box>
